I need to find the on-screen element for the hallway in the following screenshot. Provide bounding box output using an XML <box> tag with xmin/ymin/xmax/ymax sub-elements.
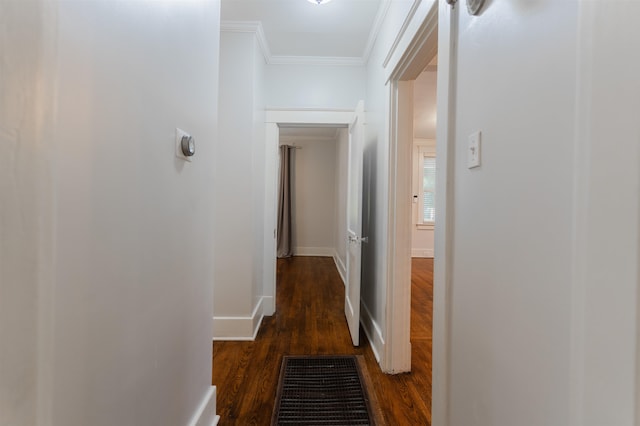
<box><xmin>212</xmin><ymin>256</ymin><xmax>432</xmax><ymax>425</ymax></box>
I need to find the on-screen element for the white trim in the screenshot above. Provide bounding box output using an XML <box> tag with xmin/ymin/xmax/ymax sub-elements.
<box><xmin>269</xmin><ymin>55</ymin><xmax>365</xmax><ymax>67</ymax></box>
<box><xmin>280</xmin><ymin>134</ymin><xmax>339</xmax><ymax>143</ymax></box>
<box><xmin>266</xmin><ymin>109</ymin><xmax>354</xmax><ymax>125</ymax></box>
<box><xmin>416</xmin><ymin>223</ymin><xmax>434</xmax><ymax>230</ymax></box>
<box><xmin>432</xmin><ymin>2</ymin><xmax>456</xmax><ymax>425</ymax></box>
<box><xmin>383</xmin><ymin>79</ymin><xmax>414</xmax><ymax>374</ymax></box>
<box><xmin>293</xmin><ymin>247</ymin><xmax>335</xmax><ymax>257</ymax></box>
<box><xmin>362</xmin><ymin>0</ymin><xmax>392</xmax><ymax>64</ymax></box>
<box><xmin>385</xmin><ymin>0</ymin><xmax>439</xmax><ymax>83</ymax></box>
<box><xmin>333</xmin><ymin>249</ymin><xmax>347</xmax><ymax>285</ymax></box>
<box><xmin>212</xmin><ymin>297</ymin><xmax>265</xmax><ymax>341</ymax></box>
<box><xmin>188</xmin><ymin>386</ymin><xmax>219</xmax><ymax>426</ymax></box>
<box><xmin>384</xmin><ymin>0</ymin><xmax>452</xmax><ymax>423</ymax></box>
<box><xmin>411</xmin><ymin>248</ymin><xmax>434</xmax><ymax>258</ymax></box>
<box><xmin>360</xmin><ymin>302</ymin><xmax>385</xmax><ymax>364</ymax></box>
<box><xmin>220</xmin><ymin>21</ymin><xmax>271</xmax><ymax>64</ymax></box>
<box><xmin>382</xmin><ymin>0</ymin><xmax>422</xmax><ymax>68</ymax></box>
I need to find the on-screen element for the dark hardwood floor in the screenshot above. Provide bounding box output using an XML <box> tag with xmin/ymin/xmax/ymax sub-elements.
<box><xmin>212</xmin><ymin>256</ymin><xmax>433</xmax><ymax>425</ymax></box>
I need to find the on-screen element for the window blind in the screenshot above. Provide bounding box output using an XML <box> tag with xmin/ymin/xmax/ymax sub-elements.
<box><xmin>422</xmin><ymin>156</ymin><xmax>436</xmax><ymax>223</ymax></box>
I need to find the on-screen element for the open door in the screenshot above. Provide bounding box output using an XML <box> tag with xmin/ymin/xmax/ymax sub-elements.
<box><xmin>345</xmin><ymin>101</ymin><xmax>366</xmax><ymax>346</ymax></box>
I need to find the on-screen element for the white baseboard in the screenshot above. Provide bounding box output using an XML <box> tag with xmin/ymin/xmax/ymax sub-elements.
<box><xmin>360</xmin><ymin>302</ymin><xmax>384</xmax><ymax>363</ymax></box>
<box><xmin>332</xmin><ymin>250</ymin><xmax>346</xmax><ymax>285</ymax></box>
<box><xmin>213</xmin><ymin>297</ymin><xmax>264</xmax><ymax>341</ymax></box>
<box><xmin>188</xmin><ymin>386</ymin><xmax>219</xmax><ymax>426</ymax></box>
<box><xmin>294</xmin><ymin>247</ymin><xmax>334</xmax><ymax>257</ymax></box>
<box><xmin>411</xmin><ymin>248</ymin><xmax>434</xmax><ymax>258</ymax></box>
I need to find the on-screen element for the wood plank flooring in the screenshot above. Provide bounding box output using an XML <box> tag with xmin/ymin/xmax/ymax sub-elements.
<box><xmin>212</xmin><ymin>256</ymin><xmax>433</xmax><ymax>425</ymax></box>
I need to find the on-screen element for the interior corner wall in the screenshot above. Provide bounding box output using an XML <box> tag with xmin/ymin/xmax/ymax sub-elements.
<box><xmin>214</xmin><ymin>30</ymin><xmax>266</xmax><ymax>339</ymax></box>
<box><xmin>4</xmin><ymin>1</ymin><xmax>221</xmax><ymax>425</ymax></box>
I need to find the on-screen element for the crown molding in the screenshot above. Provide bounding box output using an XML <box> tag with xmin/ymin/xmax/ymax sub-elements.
<box><xmin>268</xmin><ymin>55</ymin><xmax>365</xmax><ymax>67</ymax></box>
<box><xmin>221</xmin><ymin>0</ymin><xmax>392</xmax><ymax>68</ymax></box>
<box><xmin>220</xmin><ymin>21</ymin><xmax>272</xmax><ymax>62</ymax></box>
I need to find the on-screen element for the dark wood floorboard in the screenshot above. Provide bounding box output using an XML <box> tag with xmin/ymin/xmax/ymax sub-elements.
<box><xmin>212</xmin><ymin>256</ymin><xmax>433</xmax><ymax>425</ymax></box>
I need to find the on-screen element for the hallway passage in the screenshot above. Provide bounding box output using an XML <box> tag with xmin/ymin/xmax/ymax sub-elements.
<box><xmin>212</xmin><ymin>256</ymin><xmax>432</xmax><ymax>425</ymax></box>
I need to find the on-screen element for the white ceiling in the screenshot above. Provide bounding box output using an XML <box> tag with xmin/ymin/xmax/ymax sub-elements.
<box><xmin>221</xmin><ymin>0</ymin><xmax>384</xmax><ymax>59</ymax></box>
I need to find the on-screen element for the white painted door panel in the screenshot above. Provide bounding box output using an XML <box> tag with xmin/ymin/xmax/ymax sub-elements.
<box><xmin>345</xmin><ymin>101</ymin><xmax>365</xmax><ymax>346</ymax></box>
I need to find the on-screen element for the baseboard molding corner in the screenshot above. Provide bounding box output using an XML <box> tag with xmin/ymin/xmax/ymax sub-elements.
<box><xmin>213</xmin><ymin>297</ymin><xmax>264</xmax><ymax>341</ymax></box>
<box><xmin>360</xmin><ymin>302</ymin><xmax>385</xmax><ymax>363</ymax></box>
<box><xmin>188</xmin><ymin>385</ymin><xmax>219</xmax><ymax>426</ymax></box>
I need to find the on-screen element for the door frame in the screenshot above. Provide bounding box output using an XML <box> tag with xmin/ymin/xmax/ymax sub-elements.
<box><xmin>263</xmin><ymin>108</ymin><xmax>359</xmax><ymax>316</ymax></box>
<box><xmin>384</xmin><ymin>1</ymin><xmax>456</xmax><ymax>425</ymax></box>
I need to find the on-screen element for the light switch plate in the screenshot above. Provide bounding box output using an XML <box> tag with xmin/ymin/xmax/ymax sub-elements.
<box><xmin>468</xmin><ymin>131</ymin><xmax>481</xmax><ymax>169</ymax></box>
<box><xmin>175</xmin><ymin>128</ymin><xmax>193</xmax><ymax>162</ymax></box>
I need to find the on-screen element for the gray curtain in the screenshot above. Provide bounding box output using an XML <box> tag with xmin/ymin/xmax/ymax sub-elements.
<box><xmin>277</xmin><ymin>145</ymin><xmax>294</xmax><ymax>258</ymax></box>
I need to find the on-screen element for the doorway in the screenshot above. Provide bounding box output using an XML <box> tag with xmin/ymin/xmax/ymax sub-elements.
<box><xmin>263</xmin><ymin>109</ymin><xmax>358</xmax><ymax>317</ymax></box>
<box><xmin>276</xmin><ymin>125</ymin><xmax>348</xmax><ymax>269</ymax></box>
<box><xmin>385</xmin><ymin>1</ymin><xmax>455</xmax><ymax>424</ymax></box>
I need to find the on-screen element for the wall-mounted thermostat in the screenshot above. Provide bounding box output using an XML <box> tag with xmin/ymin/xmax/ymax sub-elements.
<box><xmin>175</xmin><ymin>128</ymin><xmax>195</xmax><ymax>162</ymax></box>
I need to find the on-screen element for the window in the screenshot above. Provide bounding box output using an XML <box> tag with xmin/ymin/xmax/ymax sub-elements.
<box><xmin>421</xmin><ymin>155</ymin><xmax>436</xmax><ymax>224</ymax></box>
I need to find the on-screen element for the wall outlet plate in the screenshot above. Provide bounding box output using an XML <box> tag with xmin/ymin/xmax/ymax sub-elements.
<box><xmin>175</xmin><ymin>128</ymin><xmax>193</xmax><ymax>162</ymax></box>
<box><xmin>468</xmin><ymin>131</ymin><xmax>481</xmax><ymax>169</ymax></box>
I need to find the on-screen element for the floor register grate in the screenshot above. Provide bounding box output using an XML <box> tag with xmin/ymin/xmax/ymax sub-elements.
<box><xmin>271</xmin><ymin>355</ymin><xmax>377</xmax><ymax>425</ymax></box>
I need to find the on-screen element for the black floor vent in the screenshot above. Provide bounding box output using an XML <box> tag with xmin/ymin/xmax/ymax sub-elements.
<box><xmin>271</xmin><ymin>355</ymin><xmax>376</xmax><ymax>425</ymax></box>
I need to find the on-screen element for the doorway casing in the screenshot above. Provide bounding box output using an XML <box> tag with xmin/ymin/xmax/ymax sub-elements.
<box><xmin>384</xmin><ymin>1</ymin><xmax>455</xmax><ymax>426</ymax></box>
<box><xmin>263</xmin><ymin>109</ymin><xmax>358</xmax><ymax>317</ymax></box>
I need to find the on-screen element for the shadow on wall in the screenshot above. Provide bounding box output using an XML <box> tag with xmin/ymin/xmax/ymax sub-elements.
<box><xmin>361</xmin><ymin>138</ymin><xmax>378</xmax><ymax>306</ymax></box>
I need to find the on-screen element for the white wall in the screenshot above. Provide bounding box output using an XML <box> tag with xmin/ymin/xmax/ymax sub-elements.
<box><xmin>0</xmin><ymin>1</ymin><xmax>221</xmax><ymax>425</ymax></box>
<box><xmin>447</xmin><ymin>2</ymin><xmax>578</xmax><ymax>423</ymax></box>
<box><xmin>214</xmin><ymin>31</ymin><xmax>266</xmax><ymax>339</ymax></box>
<box><xmin>411</xmin><ymin>139</ymin><xmax>435</xmax><ymax>258</ymax></box>
<box><xmin>441</xmin><ymin>1</ymin><xmax>640</xmax><ymax>425</ymax></box>
<box><xmin>280</xmin><ymin>138</ymin><xmax>337</xmax><ymax>256</ymax></box>
<box><xmin>414</xmin><ymin>68</ymin><xmax>437</xmax><ymax>140</ymax></box>
<box><xmin>265</xmin><ymin>64</ymin><xmax>366</xmax><ymax>109</ymax></box>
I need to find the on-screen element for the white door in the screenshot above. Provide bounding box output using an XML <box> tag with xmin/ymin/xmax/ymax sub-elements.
<box><xmin>345</xmin><ymin>101</ymin><xmax>365</xmax><ymax>346</ymax></box>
